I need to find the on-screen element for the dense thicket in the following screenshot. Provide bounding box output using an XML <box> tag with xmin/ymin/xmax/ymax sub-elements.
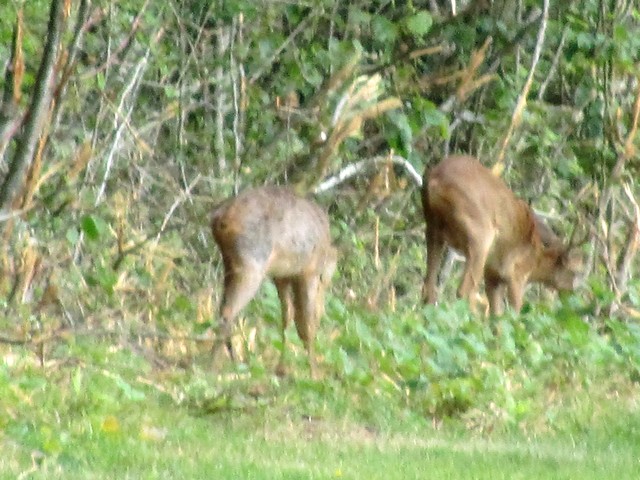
<box><xmin>0</xmin><ymin>0</ymin><xmax>639</xmax><ymax>357</ymax></box>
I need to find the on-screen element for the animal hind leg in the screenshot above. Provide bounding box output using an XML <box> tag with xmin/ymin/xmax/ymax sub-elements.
<box><xmin>423</xmin><ymin>223</ymin><xmax>446</xmax><ymax>304</ymax></box>
<box><xmin>217</xmin><ymin>259</ymin><xmax>265</xmax><ymax>360</ymax></box>
<box><xmin>292</xmin><ymin>275</ymin><xmax>320</xmax><ymax>379</ymax></box>
<box><xmin>274</xmin><ymin>278</ymin><xmax>293</xmax><ymax>376</ymax></box>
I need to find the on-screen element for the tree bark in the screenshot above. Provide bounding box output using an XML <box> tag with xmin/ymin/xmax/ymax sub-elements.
<box><xmin>0</xmin><ymin>12</ymin><xmax>24</xmax><ymax>163</ymax></box>
<box><xmin>0</xmin><ymin>0</ymin><xmax>64</xmax><ymax>212</ymax></box>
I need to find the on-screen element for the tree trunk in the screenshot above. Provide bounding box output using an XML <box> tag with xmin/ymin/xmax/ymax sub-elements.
<box><xmin>0</xmin><ymin>0</ymin><xmax>64</xmax><ymax>212</ymax></box>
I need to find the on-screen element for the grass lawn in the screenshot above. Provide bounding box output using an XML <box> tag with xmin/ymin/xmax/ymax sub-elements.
<box><xmin>2</xmin><ymin>390</ymin><xmax>638</xmax><ymax>480</ymax></box>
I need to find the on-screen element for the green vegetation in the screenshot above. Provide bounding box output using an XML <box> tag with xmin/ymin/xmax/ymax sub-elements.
<box><xmin>1</xmin><ymin>0</ymin><xmax>640</xmax><ymax>477</ymax></box>
<box><xmin>1</xmin><ymin>298</ymin><xmax>640</xmax><ymax>478</ymax></box>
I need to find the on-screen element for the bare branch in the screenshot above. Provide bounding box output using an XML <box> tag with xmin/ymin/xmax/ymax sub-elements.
<box><xmin>95</xmin><ymin>30</ymin><xmax>164</xmax><ymax>205</ymax></box>
<box><xmin>615</xmin><ymin>183</ymin><xmax>640</xmax><ymax>295</ymax></box>
<box><xmin>0</xmin><ymin>11</ymin><xmax>24</xmax><ymax>163</ymax></box>
<box><xmin>214</xmin><ymin>25</ymin><xmax>231</xmax><ymax>172</ymax></box>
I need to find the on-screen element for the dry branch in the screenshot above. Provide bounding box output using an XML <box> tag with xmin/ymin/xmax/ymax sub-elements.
<box><xmin>424</xmin><ymin>37</ymin><xmax>496</xmax><ymax>113</ymax></box>
<box><xmin>300</xmin><ymin>72</ymin><xmax>402</xmax><ymax>191</ymax></box>
<box><xmin>94</xmin><ymin>29</ymin><xmax>164</xmax><ymax>205</ymax></box>
<box><xmin>80</xmin><ymin>1</ymin><xmax>149</xmax><ymax>79</ymax></box>
<box><xmin>613</xmin><ymin>77</ymin><xmax>640</xmax><ymax>178</ymax></box>
<box><xmin>615</xmin><ymin>183</ymin><xmax>640</xmax><ymax>297</ymax></box>
<box><xmin>537</xmin><ymin>25</ymin><xmax>568</xmax><ymax>101</ymax></box>
<box><xmin>49</xmin><ymin>0</ymin><xmax>91</xmax><ymax>135</ymax></box>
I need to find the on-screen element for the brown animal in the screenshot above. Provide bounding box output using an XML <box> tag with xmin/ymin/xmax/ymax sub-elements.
<box><xmin>422</xmin><ymin>155</ymin><xmax>581</xmax><ymax>315</ymax></box>
<box><xmin>210</xmin><ymin>186</ymin><xmax>337</xmax><ymax>377</ymax></box>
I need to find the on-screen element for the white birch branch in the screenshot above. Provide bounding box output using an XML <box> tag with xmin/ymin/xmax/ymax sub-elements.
<box><xmin>314</xmin><ymin>154</ymin><xmax>423</xmax><ymax>194</ymax></box>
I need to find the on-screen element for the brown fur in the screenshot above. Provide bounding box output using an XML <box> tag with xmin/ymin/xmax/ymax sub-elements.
<box><xmin>211</xmin><ymin>186</ymin><xmax>337</xmax><ymax>377</ymax></box>
<box><xmin>421</xmin><ymin>155</ymin><xmax>581</xmax><ymax>315</ymax></box>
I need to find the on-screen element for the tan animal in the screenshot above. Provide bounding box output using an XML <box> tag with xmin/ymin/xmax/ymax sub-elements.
<box><xmin>421</xmin><ymin>155</ymin><xmax>581</xmax><ymax>315</ymax></box>
<box><xmin>211</xmin><ymin>186</ymin><xmax>337</xmax><ymax>377</ymax></box>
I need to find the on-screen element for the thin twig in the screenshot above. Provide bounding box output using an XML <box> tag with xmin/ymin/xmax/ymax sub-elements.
<box><xmin>230</xmin><ymin>15</ymin><xmax>244</xmax><ymax>195</ymax></box>
<box><xmin>214</xmin><ymin>25</ymin><xmax>230</xmax><ymax>172</ymax></box>
<box><xmin>153</xmin><ymin>174</ymin><xmax>201</xmax><ymax>245</ymax></box>
<box><xmin>80</xmin><ymin>0</ymin><xmax>150</xmax><ymax>79</ymax></box>
<box><xmin>495</xmin><ymin>0</ymin><xmax>549</xmax><ymax>171</ymax></box>
<box><xmin>537</xmin><ymin>25</ymin><xmax>568</xmax><ymax>101</ymax></box>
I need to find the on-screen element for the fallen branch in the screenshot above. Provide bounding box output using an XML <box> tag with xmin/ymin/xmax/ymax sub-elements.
<box><xmin>0</xmin><ymin>325</ymin><xmax>215</xmax><ymax>347</ymax></box>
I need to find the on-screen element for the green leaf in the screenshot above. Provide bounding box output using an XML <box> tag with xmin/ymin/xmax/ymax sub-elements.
<box><xmin>560</xmin><ymin>312</ymin><xmax>590</xmax><ymax>347</ymax></box>
<box><xmin>97</xmin><ymin>73</ymin><xmax>106</xmax><ymax>90</ymax></box>
<box><xmin>81</xmin><ymin>215</ymin><xmax>100</xmax><ymax>241</ymax></box>
<box><xmin>66</xmin><ymin>227</ymin><xmax>79</xmax><ymax>245</ymax></box>
<box><xmin>388</xmin><ymin>111</ymin><xmax>413</xmax><ymax>154</ymax></box>
<box><xmin>300</xmin><ymin>62</ymin><xmax>323</xmax><ymax>87</ymax></box>
<box><xmin>72</xmin><ymin>368</ymin><xmax>83</xmax><ymax>396</ymax></box>
<box><xmin>114</xmin><ymin>375</ymin><xmax>146</xmax><ymax>401</ymax></box>
<box><xmin>86</xmin><ymin>265</ymin><xmax>117</xmax><ymax>295</ymax></box>
<box><xmin>404</xmin><ymin>11</ymin><xmax>432</xmax><ymax>38</ymax></box>
<box><xmin>173</xmin><ymin>294</ymin><xmax>193</xmax><ymax>312</ymax></box>
<box><xmin>372</xmin><ymin>15</ymin><xmax>398</xmax><ymax>45</ymax></box>
<box><xmin>193</xmin><ymin>321</ymin><xmax>212</xmax><ymax>335</ymax></box>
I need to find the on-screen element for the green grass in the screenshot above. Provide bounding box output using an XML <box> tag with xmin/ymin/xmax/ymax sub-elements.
<box><xmin>1</xmin><ymin>402</ymin><xmax>638</xmax><ymax>479</ymax></box>
<box><xmin>1</xmin><ymin>353</ymin><xmax>639</xmax><ymax>479</ymax></box>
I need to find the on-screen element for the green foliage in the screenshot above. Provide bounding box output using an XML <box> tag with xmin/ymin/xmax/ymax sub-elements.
<box><xmin>403</xmin><ymin>11</ymin><xmax>432</xmax><ymax>39</ymax></box>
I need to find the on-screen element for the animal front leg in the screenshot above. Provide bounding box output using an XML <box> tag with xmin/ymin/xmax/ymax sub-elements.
<box><xmin>507</xmin><ymin>276</ymin><xmax>527</xmax><ymax>313</ymax></box>
<box><xmin>423</xmin><ymin>224</ymin><xmax>446</xmax><ymax>304</ymax></box>
<box><xmin>485</xmin><ymin>272</ymin><xmax>506</xmax><ymax>317</ymax></box>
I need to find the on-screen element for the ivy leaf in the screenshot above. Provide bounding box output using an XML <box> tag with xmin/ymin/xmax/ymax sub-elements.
<box><xmin>372</xmin><ymin>15</ymin><xmax>398</xmax><ymax>45</ymax></box>
<box><xmin>404</xmin><ymin>11</ymin><xmax>432</xmax><ymax>38</ymax></box>
<box><xmin>66</xmin><ymin>227</ymin><xmax>79</xmax><ymax>245</ymax></box>
<box><xmin>81</xmin><ymin>215</ymin><xmax>100</xmax><ymax>241</ymax></box>
<box><xmin>387</xmin><ymin>111</ymin><xmax>413</xmax><ymax>156</ymax></box>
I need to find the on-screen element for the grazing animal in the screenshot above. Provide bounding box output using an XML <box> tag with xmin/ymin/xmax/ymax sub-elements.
<box><xmin>211</xmin><ymin>186</ymin><xmax>337</xmax><ymax>377</ymax></box>
<box><xmin>422</xmin><ymin>155</ymin><xmax>581</xmax><ymax>315</ymax></box>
